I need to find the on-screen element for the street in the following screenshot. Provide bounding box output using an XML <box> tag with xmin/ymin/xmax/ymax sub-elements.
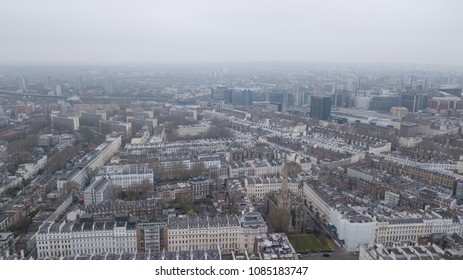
<box><xmin>299</xmin><ymin>246</ymin><xmax>359</xmax><ymax>260</ymax></box>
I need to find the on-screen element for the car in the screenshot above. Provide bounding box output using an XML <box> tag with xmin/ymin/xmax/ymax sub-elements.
<box><xmin>322</xmin><ymin>253</ymin><xmax>331</xmax><ymax>257</ymax></box>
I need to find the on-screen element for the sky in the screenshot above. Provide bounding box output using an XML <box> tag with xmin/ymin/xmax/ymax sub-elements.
<box><xmin>0</xmin><ymin>0</ymin><xmax>462</xmax><ymax>65</ymax></box>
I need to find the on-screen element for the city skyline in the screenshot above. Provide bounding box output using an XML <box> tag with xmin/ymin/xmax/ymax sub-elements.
<box><xmin>2</xmin><ymin>0</ymin><xmax>463</xmax><ymax>265</ymax></box>
<box><xmin>1</xmin><ymin>58</ymin><xmax>463</xmax><ymax>261</ymax></box>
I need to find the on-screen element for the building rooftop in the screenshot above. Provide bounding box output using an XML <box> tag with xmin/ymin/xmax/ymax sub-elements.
<box><xmin>167</xmin><ymin>214</ymin><xmax>241</xmax><ymax>230</ymax></box>
<box><xmin>241</xmin><ymin>211</ymin><xmax>267</xmax><ymax>229</ymax></box>
<box><xmin>255</xmin><ymin>233</ymin><xmax>297</xmax><ymax>260</ymax></box>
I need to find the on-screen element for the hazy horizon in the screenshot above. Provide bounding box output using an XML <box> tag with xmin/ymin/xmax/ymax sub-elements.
<box><xmin>1</xmin><ymin>0</ymin><xmax>462</xmax><ymax>66</ymax></box>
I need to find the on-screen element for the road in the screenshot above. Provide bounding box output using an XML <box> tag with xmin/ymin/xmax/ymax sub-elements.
<box><xmin>299</xmin><ymin>246</ymin><xmax>358</xmax><ymax>260</ymax></box>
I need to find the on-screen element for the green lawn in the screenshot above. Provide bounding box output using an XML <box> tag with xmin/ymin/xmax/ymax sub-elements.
<box><xmin>288</xmin><ymin>234</ymin><xmax>333</xmax><ymax>253</ymax></box>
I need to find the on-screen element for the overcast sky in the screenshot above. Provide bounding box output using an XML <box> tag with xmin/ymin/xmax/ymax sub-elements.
<box><xmin>0</xmin><ymin>0</ymin><xmax>461</xmax><ymax>65</ymax></box>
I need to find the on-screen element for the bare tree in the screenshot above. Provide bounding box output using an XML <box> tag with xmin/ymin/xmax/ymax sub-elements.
<box><xmin>267</xmin><ymin>206</ymin><xmax>292</xmax><ymax>233</ymax></box>
<box><xmin>190</xmin><ymin>161</ymin><xmax>205</xmax><ymax>177</ymax></box>
<box><xmin>115</xmin><ymin>180</ymin><xmax>153</xmax><ymax>201</ymax></box>
<box><xmin>284</xmin><ymin>161</ymin><xmax>302</xmax><ymax>177</ymax></box>
<box><xmin>62</xmin><ymin>181</ymin><xmax>81</xmax><ymax>194</ymax></box>
<box><xmin>47</xmin><ymin>146</ymin><xmax>78</xmax><ymax>173</ymax></box>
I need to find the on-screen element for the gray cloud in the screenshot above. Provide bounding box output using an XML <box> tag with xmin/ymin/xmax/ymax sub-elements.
<box><xmin>0</xmin><ymin>0</ymin><xmax>461</xmax><ymax>65</ymax></box>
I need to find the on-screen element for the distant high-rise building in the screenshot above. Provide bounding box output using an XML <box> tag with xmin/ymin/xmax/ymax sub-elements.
<box><xmin>74</xmin><ymin>77</ymin><xmax>82</xmax><ymax>92</ymax></box>
<box><xmin>310</xmin><ymin>96</ymin><xmax>332</xmax><ymax>120</ymax></box>
<box><xmin>105</xmin><ymin>80</ymin><xmax>114</xmax><ymax>95</ymax></box>
<box><xmin>302</xmin><ymin>92</ymin><xmax>311</xmax><ymax>105</ymax></box>
<box><xmin>44</xmin><ymin>76</ymin><xmax>54</xmax><ymax>90</ymax></box>
<box><xmin>334</xmin><ymin>90</ymin><xmax>351</xmax><ymax>108</ymax></box>
<box><xmin>51</xmin><ymin>115</ymin><xmax>80</xmax><ymax>132</ymax></box>
<box><xmin>369</xmin><ymin>95</ymin><xmax>400</xmax><ymax>112</ymax></box>
<box><xmin>268</xmin><ymin>90</ymin><xmax>294</xmax><ymax>110</ymax></box>
<box><xmin>399</xmin><ymin>122</ymin><xmax>419</xmax><ymax>138</ymax></box>
<box><xmin>55</xmin><ymin>84</ymin><xmax>62</xmax><ymax>96</ymax></box>
<box><xmin>293</xmin><ymin>91</ymin><xmax>302</xmax><ymax>106</ymax></box>
<box><xmin>211</xmin><ymin>86</ymin><xmax>231</xmax><ymax>101</ymax></box>
<box><xmin>99</xmin><ymin>120</ymin><xmax>132</xmax><ymax>140</ymax></box>
<box><xmin>294</xmin><ymin>88</ymin><xmax>312</xmax><ymax>106</ymax></box>
<box><xmin>231</xmin><ymin>89</ymin><xmax>253</xmax><ymax>106</ymax></box>
<box><xmin>401</xmin><ymin>93</ymin><xmax>428</xmax><ymax>113</ymax></box>
<box><xmin>80</xmin><ymin>111</ymin><xmax>107</xmax><ymax>127</ymax></box>
<box><xmin>19</xmin><ymin>77</ymin><xmax>28</xmax><ymax>92</ymax></box>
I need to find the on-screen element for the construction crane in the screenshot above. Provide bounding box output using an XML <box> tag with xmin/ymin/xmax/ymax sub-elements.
<box><xmin>409</xmin><ymin>64</ymin><xmax>416</xmax><ymax>94</ymax></box>
<box><xmin>349</xmin><ymin>68</ymin><xmax>366</xmax><ymax>96</ymax></box>
<box><xmin>420</xmin><ymin>65</ymin><xmax>428</xmax><ymax>94</ymax></box>
<box><xmin>400</xmin><ymin>66</ymin><xmax>404</xmax><ymax>92</ymax></box>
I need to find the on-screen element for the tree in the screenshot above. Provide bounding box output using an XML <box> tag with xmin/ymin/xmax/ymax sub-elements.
<box><xmin>62</xmin><ymin>181</ymin><xmax>81</xmax><ymax>194</ymax></box>
<box><xmin>115</xmin><ymin>180</ymin><xmax>153</xmax><ymax>201</ymax></box>
<box><xmin>47</xmin><ymin>146</ymin><xmax>78</xmax><ymax>172</ymax></box>
<box><xmin>28</xmin><ymin>117</ymin><xmax>50</xmax><ymax>134</ymax></box>
<box><xmin>283</xmin><ymin>161</ymin><xmax>302</xmax><ymax>177</ymax></box>
<box><xmin>191</xmin><ymin>162</ymin><xmax>205</xmax><ymax>178</ymax></box>
<box><xmin>18</xmin><ymin>150</ymin><xmax>32</xmax><ymax>162</ymax></box>
<box><xmin>168</xmin><ymin>189</ymin><xmax>195</xmax><ymax>214</ymax></box>
<box><xmin>94</xmin><ymin>134</ymin><xmax>106</xmax><ymax>145</ymax></box>
<box><xmin>267</xmin><ymin>206</ymin><xmax>292</xmax><ymax>233</ymax></box>
<box><xmin>171</xmin><ymin>162</ymin><xmax>189</xmax><ymax>180</ymax></box>
<box><xmin>203</xmin><ymin>125</ymin><xmax>231</xmax><ymax>139</ymax></box>
<box><xmin>79</xmin><ymin>125</ymin><xmax>95</xmax><ymax>143</ymax></box>
<box><xmin>84</xmin><ymin>167</ymin><xmax>97</xmax><ymax>185</ymax></box>
<box><xmin>176</xmin><ymin>188</ymin><xmax>194</xmax><ymax>205</ymax></box>
<box><xmin>8</xmin><ymin>216</ymin><xmax>32</xmax><ymax>235</ymax></box>
<box><xmin>152</xmin><ymin>160</ymin><xmax>166</xmax><ymax>180</ymax></box>
<box><xmin>3</xmin><ymin>184</ymin><xmax>23</xmax><ymax>198</ymax></box>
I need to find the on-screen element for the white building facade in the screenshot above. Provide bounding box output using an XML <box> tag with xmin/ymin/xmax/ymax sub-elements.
<box><xmin>83</xmin><ymin>178</ymin><xmax>113</xmax><ymax>205</ymax></box>
<box><xmin>245</xmin><ymin>176</ymin><xmax>299</xmax><ymax>201</ymax></box>
<box><xmin>36</xmin><ymin>218</ymin><xmax>136</xmax><ymax>258</ymax></box>
<box><xmin>95</xmin><ymin>166</ymin><xmax>153</xmax><ymax>189</ymax></box>
<box><xmin>166</xmin><ymin>212</ymin><xmax>267</xmax><ymax>253</ymax></box>
<box><xmin>329</xmin><ymin>207</ymin><xmax>377</xmax><ymax>251</ymax></box>
<box><xmin>375</xmin><ymin>212</ymin><xmax>462</xmax><ymax>247</ymax></box>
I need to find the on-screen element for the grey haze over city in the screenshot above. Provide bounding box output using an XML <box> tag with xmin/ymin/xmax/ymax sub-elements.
<box><xmin>3</xmin><ymin>0</ymin><xmax>463</xmax><ymax>264</ymax></box>
<box><xmin>0</xmin><ymin>0</ymin><xmax>462</xmax><ymax>65</ymax></box>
